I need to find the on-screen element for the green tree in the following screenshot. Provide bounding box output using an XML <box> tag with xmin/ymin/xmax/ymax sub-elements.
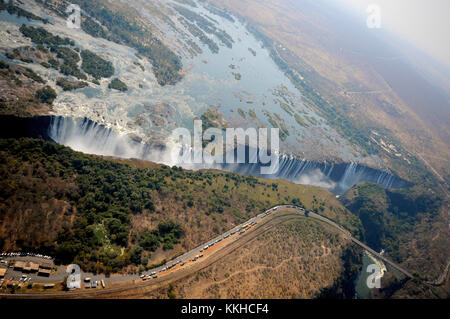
<box><xmin>35</xmin><ymin>86</ymin><xmax>57</xmax><ymax>104</ymax></box>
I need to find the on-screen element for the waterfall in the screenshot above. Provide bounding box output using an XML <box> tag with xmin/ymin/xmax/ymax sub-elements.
<box><xmin>217</xmin><ymin>154</ymin><xmax>409</xmax><ymax>194</ymax></box>
<box><xmin>46</xmin><ymin>116</ymin><xmax>409</xmax><ymax>194</ymax></box>
<box><xmin>48</xmin><ymin>116</ymin><xmax>148</xmax><ymax>159</ymax></box>
<box><xmin>0</xmin><ymin>115</ymin><xmax>410</xmax><ymax>194</ymax></box>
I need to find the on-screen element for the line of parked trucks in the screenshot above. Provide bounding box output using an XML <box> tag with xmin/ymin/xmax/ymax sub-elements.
<box><xmin>138</xmin><ymin>220</ymin><xmax>261</xmax><ymax>282</ymax></box>
<box><xmin>137</xmin><ymin>207</ymin><xmax>310</xmax><ymax>283</ymax></box>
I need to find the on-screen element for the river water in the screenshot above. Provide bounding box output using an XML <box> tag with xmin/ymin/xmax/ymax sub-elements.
<box><xmin>354</xmin><ymin>251</ymin><xmax>386</xmax><ymax>299</ymax></box>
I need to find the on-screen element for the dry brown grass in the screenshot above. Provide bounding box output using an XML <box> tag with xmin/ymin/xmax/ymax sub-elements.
<box><xmin>142</xmin><ymin>219</ymin><xmax>350</xmax><ymax>299</ymax></box>
<box><xmin>0</xmin><ymin>62</ymin><xmax>52</xmax><ymax>117</ymax></box>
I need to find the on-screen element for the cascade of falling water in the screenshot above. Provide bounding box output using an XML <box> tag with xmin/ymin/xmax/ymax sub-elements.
<box><xmin>45</xmin><ymin>116</ymin><xmax>410</xmax><ymax>194</ymax></box>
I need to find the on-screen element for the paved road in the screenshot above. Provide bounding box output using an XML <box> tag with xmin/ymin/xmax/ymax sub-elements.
<box><xmin>1</xmin><ymin>205</ymin><xmax>446</xmax><ymax>297</ymax></box>
<box><xmin>306</xmin><ymin>211</ymin><xmax>414</xmax><ymax>278</ymax></box>
<box><xmin>426</xmin><ymin>258</ymin><xmax>450</xmax><ymax>286</ymax></box>
<box><xmin>0</xmin><ymin>206</ymin><xmax>284</xmax><ymax>291</ymax></box>
<box><xmin>0</xmin><ymin>209</ymin><xmax>303</xmax><ymax>298</ymax></box>
<box><xmin>151</xmin><ymin>205</ymin><xmax>417</xmax><ymax>281</ymax></box>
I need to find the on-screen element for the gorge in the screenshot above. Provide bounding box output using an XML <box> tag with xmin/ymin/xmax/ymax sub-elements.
<box><xmin>0</xmin><ymin>115</ymin><xmax>410</xmax><ymax>194</ymax></box>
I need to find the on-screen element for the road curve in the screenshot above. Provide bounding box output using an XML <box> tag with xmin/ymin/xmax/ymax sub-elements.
<box><xmin>303</xmin><ymin>209</ymin><xmax>415</xmax><ymax>278</ymax></box>
<box><xmin>1</xmin><ymin>205</ymin><xmax>444</xmax><ymax>298</ymax></box>
<box><xmin>426</xmin><ymin>258</ymin><xmax>450</xmax><ymax>286</ymax></box>
<box><xmin>1</xmin><ymin>210</ymin><xmax>304</xmax><ymax>298</ymax></box>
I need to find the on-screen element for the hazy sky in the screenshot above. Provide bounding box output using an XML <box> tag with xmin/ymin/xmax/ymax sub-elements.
<box><xmin>335</xmin><ymin>0</ymin><xmax>450</xmax><ymax>68</ymax></box>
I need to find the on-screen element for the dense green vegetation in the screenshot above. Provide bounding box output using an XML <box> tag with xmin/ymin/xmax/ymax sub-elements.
<box><xmin>263</xmin><ymin>111</ymin><xmax>289</xmax><ymax>141</ymax></box>
<box><xmin>0</xmin><ymin>137</ymin><xmax>356</xmax><ymax>273</ymax></box>
<box><xmin>232</xmin><ymin>72</ymin><xmax>242</xmax><ymax>80</ymax></box>
<box><xmin>200</xmin><ymin>109</ymin><xmax>224</xmax><ymax>130</ymax></box>
<box><xmin>138</xmin><ymin>220</ymin><xmax>185</xmax><ymax>252</ymax></box>
<box><xmin>23</xmin><ymin>67</ymin><xmax>45</xmax><ymax>84</ymax></box>
<box><xmin>0</xmin><ymin>61</ymin><xmax>9</xmax><ymax>69</ymax></box>
<box><xmin>18</xmin><ymin>25</ymin><xmax>91</xmax><ymax>80</ymax></box>
<box><xmin>81</xmin><ymin>15</ymin><xmax>108</xmax><ymax>39</ymax></box>
<box><xmin>0</xmin><ymin>138</ymin><xmax>178</xmax><ymax>272</ymax></box>
<box><xmin>19</xmin><ymin>25</ymin><xmax>117</xmax><ymax>82</ymax></box>
<box><xmin>174</xmin><ymin>4</ymin><xmax>234</xmax><ymax>49</ymax></box>
<box><xmin>316</xmin><ymin>245</ymin><xmax>363</xmax><ymax>299</ymax></box>
<box><xmin>278</xmin><ymin>101</ymin><xmax>294</xmax><ymax>116</ymax></box>
<box><xmin>63</xmin><ymin>0</ymin><xmax>183</xmax><ymax>86</ymax></box>
<box><xmin>108</xmin><ymin>78</ymin><xmax>128</xmax><ymax>92</ymax></box>
<box><xmin>294</xmin><ymin>113</ymin><xmax>309</xmax><ymax>128</ymax></box>
<box><xmin>342</xmin><ymin>183</ymin><xmax>442</xmax><ymax>261</ymax></box>
<box><xmin>200</xmin><ymin>108</ymin><xmax>228</xmax><ymax>146</ymax></box>
<box><xmin>47</xmin><ymin>57</ymin><xmax>60</xmax><ymax>69</ymax></box>
<box><xmin>35</xmin><ymin>86</ymin><xmax>57</xmax><ymax>104</ymax></box>
<box><xmin>19</xmin><ymin>25</ymin><xmax>74</xmax><ymax>47</ymax></box>
<box><xmin>80</xmin><ymin>50</ymin><xmax>115</xmax><ymax>80</ymax></box>
<box><xmin>40</xmin><ymin>61</ymin><xmax>51</xmax><ymax>69</ymax></box>
<box><xmin>5</xmin><ymin>47</ymin><xmax>32</xmax><ymax>63</ymax></box>
<box><xmin>51</xmin><ymin>46</ymin><xmax>86</xmax><ymax>80</ymax></box>
<box><xmin>56</xmin><ymin>78</ymin><xmax>89</xmax><ymax>91</ymax></box>
<box><xmin>35</xmin><ymin>0</ymin><xmax>67</xmax><ymax>17</ymax></box>
<box><xmin>178</xmin><ymin>16</ymin><xmax>219</xmax><ymax>54</ymax></box>
<box><xmin>0</xmin><ymin>0</ymin><xmax>49</xmax><ymax>23</ymax></box>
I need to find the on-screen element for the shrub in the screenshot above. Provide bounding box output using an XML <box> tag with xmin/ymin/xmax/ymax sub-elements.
<box><xmin>35</xmin><ymin>86</ymin><xmax>57</xmax><ymax>104</ymax></box>
<box><xmin>108</xmin><ymin>78</ymin><xmax>128</xmax><ymax>91</ymax></box>
<box><xmin>80</xmin><ymin>50</ymin><xmax>115</xmax><ymax>79</ymax></box>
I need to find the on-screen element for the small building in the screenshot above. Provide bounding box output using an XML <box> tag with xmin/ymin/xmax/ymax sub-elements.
<box><xmin>38</xmin><ymin>268</ymin><xmax>51</xmax><ymax>277</ymax></box>
<box><xmin>23</xmin><ymin>263</ymin><xmax>31</xmax><ymax>273</ymax></box>
<box><xmin>44</xmin><ymin>283</ymin><xmax>55</xmax><ymax>289</ymax></box>
<box><xmin>14</xmin><ymin>261</ymin><xmax>25</xmax><ymax>271</ymax></box>
<box><xmin>29</xmin><ymin>262</ymin><xmax>39</xmax><ymax>273</ymax></box>
<box><xmin>0</xmin><ymin>268</ymin><xmax>6</xmax><ymax>278</ymax></box>
<box><xmin>39</xmin><ymin>262</ymin><xmax>53</xmax><ymax>270</ymax></box>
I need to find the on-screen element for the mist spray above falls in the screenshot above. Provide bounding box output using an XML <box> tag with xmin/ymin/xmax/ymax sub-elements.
<box><xmin>47</xmin><ymin>116</ymin><xmax>409</xmax><ymax>194</ymax></box>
